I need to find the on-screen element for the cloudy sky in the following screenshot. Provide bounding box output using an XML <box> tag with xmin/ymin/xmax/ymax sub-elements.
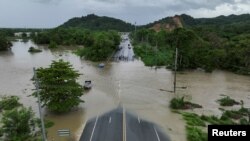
<box><xmin>0</xmin><ymin>0</ymin><xmax>250</xmax><ymax>28</ymax></box>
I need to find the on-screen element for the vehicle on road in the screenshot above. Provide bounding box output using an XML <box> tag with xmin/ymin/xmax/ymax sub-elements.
<box><xmin>98</xmin><ymin>63</ymin><xmax>105</xmax><ymax>68</ymax></box>
<box><xmin>84</xmin><ymin>80</ymin><xmax>92</xmax><ymax>89</ymax></box>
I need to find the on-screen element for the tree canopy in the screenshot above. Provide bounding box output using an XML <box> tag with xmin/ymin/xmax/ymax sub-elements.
<box><xmin>33</xmin><ymin>60</ymin><xmax>84</xmax><ymax>112</ymax></box>
<box><xmin>60</xmin><ymin>14</ymin><xmax>134</xmax><ymax>32</ymax></box>
<box><xmin>76</xmin><ymin>30</ymin><xmax>121</xmax><ymax>61</ymax></box>
<box><xmin>0</xmin><ymin>32</ymin><xmax>12</xmax><ymax>51</ymax></box>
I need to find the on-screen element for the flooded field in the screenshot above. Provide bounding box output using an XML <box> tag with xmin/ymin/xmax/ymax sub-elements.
<box><xmin>0</xmin><ymin>40</ymin><xmax>250</xmax><ymax>141</ymax></box>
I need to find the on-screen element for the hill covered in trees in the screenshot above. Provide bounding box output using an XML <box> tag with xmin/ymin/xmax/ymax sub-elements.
<box><xmin>60</xmin><ymin>14</ymin><xmax>134</xmax><ymax>32</ymax></box>
<box><xmin>142</xmin><ymin>14</ymin><xmax>250</xmax><ymax>32</ymax></box>
<box><xmin>132</xmin><ymin>14</ymin><xmax>250</xmax><ymax>75</ymax></box>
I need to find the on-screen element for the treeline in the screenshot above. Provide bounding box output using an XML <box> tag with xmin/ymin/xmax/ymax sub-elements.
<box><xmin>132</xmin><ymin>26</ymin><xmax>250</xmax><ymax>74</ymax></box>
<box><xmin>33</xmin><ymin>28</ymin><xmax>121</xmax><ymax>61</ymax></box>
<box><xmin>132</xmin><ymin>28</ymin><xmax>213</xmax><ymax>71</ymax></box>
<box><xmin>75</xmin><ymin>31</ymin><xmax>121</xmax><ymax>61</ymax></box>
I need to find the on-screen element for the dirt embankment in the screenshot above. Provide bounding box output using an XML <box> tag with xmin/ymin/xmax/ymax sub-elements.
<box><xmin>151</xmin><ymin>15</ymin><xmax>183</xmax><ymax>32</ymax></box>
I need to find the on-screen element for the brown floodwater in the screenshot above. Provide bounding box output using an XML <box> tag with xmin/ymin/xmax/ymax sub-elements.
<box><xmin>0</xmin><ymin>40</ymin><xmax>249</xmax><ymax>141</ymax></box>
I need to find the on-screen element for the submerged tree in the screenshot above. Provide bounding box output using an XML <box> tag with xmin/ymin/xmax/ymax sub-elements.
<box><xmin>33</xmin><ymin>59</ymin><xmax>84</xmax><ymax>112</ymax></box>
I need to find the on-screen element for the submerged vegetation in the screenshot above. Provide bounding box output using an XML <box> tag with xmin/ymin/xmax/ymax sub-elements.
<box><xmin>174</xmin><ymin>100</ymin><xmax>250</xmax><ymax>141</ymax></box>
<box><xmin>186</xmin><ymin>126</ymin><xmax>207</xmax><ymax>141</ymax></box>
<box><xmin>217</xmin><ymin>96</ymin><xmax>240</xmax><ymax>106</ymax></box>
<box><xmin>170</xmin><ymin>97</ymin><xmax>202</xmax><ymax>109</ymax></box>
<box><xmin>28</xmin><ymin>47</ymin><xmax>42</xmax><ymax>53</ymax></box>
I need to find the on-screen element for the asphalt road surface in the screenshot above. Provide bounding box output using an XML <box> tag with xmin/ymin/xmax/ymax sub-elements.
<box><xmin>79</xmin><ymin>107</ymin><xmax>170</xmax><ymax>141</ymax></box>
<box><xmin>114</xmin><ymin>33</ymin><xmax>135</xmax><ymax>61</ymax></box>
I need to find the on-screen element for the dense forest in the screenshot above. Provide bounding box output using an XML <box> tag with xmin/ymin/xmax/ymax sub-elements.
<box><xmin>132</xmin><ymin>14</ymin><xmax>250</xmax><ymax>74</ymax></box>
<box><xmin>32</xmin><ymin>27</ymin><xmax>121</xmax><ymax>61</ymax></box>
<box><xmin>0</xmin><ymin>30</ymin><xmax>12</xmax><ymax>51</ymax></box>
<box><xmin>60</xmin><ymin>14</ymin><xmax>134</xmax><ymax>32</ymax></box>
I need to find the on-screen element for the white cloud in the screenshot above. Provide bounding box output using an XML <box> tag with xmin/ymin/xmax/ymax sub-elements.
<box><xmin>0</xmin><ymin>0</ymin><xmax>250</xmax><ymax>28</ymax></box>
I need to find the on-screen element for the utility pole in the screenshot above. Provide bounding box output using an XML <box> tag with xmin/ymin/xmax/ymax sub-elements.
<box><xmin>33</xmin><ymin>67</ymin><xmax>47</xmax><ymax>141</ymax></box>
<box><xmin>174</xmin><ymin>47</ymin><xmax>178</xmax><ymax>93</ymax></box>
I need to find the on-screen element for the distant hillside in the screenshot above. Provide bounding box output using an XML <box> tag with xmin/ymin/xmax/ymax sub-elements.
<box><xmin>60</xmin><ymin>14</ymin><xmax>134</xmax><ymax>32</ymax></box>
<box><xmin>143</xmin><ymin>14</ymin><xmax>250</xmax><ymax>31</ymax></box>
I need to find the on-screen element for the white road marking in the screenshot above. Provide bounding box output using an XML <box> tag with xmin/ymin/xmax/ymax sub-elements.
<box><xmin>137</xmin><ymin>116</ymin><xmax>140</xmax><ymax>123</ymax></box>
<box><xmin>123</xmin><ymin>107</ymin><xmax>127</xmax><ymax>141</ymax></box>
<box><xmin>109</xmin><ymin>116</ymin><xmax>112</xmax><ymax>123</ymax></box>
<box><xmin>89</xmin><ymin>116</ymin><xmax>99</xmax><ymax>141</ymax></box>
<box><xmin>154</xmin><ymin>127</ymin><xmax>161</xmax><ymax>141</ymax></box>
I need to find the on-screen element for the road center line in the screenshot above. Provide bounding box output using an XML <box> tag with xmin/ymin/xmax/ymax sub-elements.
<box><xmin>154</xmin><ymin>127</ymin><xmax>161</xmax><ymax>141</ymax></box>
<box><xmin>89</xmin><ymin>116</ymin><xmax>99</xmax><ymax>141</ymax></box>
<box><xmin>123</xmin><ymin>107</ymin><xmax>127</xmax><ymax>141</ymax></box>
<box><xmin>109</xmin><ymin>116</ymin><xmax>112</xmax><ymax>123</ymax></box>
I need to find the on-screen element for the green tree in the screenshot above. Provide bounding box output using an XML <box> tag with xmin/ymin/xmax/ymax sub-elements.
<box><xmin>76</xmin><ymin>31</ymin><xmax>121</xmax><ymax>61</ymax></box>
<box><xmin>0</xmin><ymin>33</ymin><xmax>11</xmax><ymax>51</ymax></box>
<box><xmin>34</xmin><ymin>60</ymin><xmax>84</xmax><ymax>112</ymax></box>
<box><xmin>48</xmin><ymin>41</ymin><xmax>57</xmax><ymax>49</ymax></box>
<box><xmin>0</xmin><ymin>107</ymin><xmax>36</xmax><ymax>141</ymax></box>
<box><xmin>0</xmin><ymin>96</ymin><xmax>22</xmax><ymax>111</ymax></box>
<box><xmin>22</xmin><ymin>32</ymin><xmax>27</xmax><ymax>38</ymax></box>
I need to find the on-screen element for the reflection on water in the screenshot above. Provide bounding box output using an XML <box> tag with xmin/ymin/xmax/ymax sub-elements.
<box><xmin>0</xmin><ymin>40</ymin><xmax>250</xmax><ymax>141</ymax></box>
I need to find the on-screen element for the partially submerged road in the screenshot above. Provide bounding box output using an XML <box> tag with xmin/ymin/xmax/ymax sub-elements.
<box><xmin>114</xmin><ymin>33</ymin><xmax>135</xmax><ymax>61</ymax></box>
<box><xmin>79</xmin><ymin>107</ymin><xmax>170</xmax><ymax>141</ymax></box>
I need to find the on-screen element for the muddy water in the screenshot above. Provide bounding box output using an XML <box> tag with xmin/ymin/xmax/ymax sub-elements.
<box><xmin>0</xmin><ymin>40</ymin><xmax>250</xmax><ymax>141</ymax></box>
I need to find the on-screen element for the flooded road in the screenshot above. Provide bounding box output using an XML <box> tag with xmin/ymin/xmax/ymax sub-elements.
<box><xmin>0</xmin><ymin>40</ymin><xmax>250</xmax><ymax>141</ymax></box>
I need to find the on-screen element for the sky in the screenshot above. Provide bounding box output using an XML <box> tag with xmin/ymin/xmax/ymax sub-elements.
<box><xmin>0</xmin><ymin>0</ymin><xmax>250</xmax><ymax>28</ymax></box>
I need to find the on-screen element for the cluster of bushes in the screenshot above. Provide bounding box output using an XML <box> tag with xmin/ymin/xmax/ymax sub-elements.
<box><xmin>170</xmin><ymin>96</ymin><xmax>202</xmax><ymax>109</ymax></box>
<box><xmin>217</xmin><ymin>96</ymin><xmax>240</xmax><ymax>106</ymax></box>
<box><xmin>28</xmin><ymin>47</ymin><xmax>42</xmax><ymax>53</ymax></box>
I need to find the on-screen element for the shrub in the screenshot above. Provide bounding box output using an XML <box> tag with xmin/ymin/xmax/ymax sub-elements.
<box><xmin>217</xmin><ymin>96</ymin><xmax>239</xmax><ymax>106</ymax></box>
<box><xmin>48</xmin><ymin>41</ymin><xmax>57</xmax><ymax>49</ymax></box>
<box><xmin>186</xmin><ymin>126</ymin><xmax>207</xmax><ymax>141</ymax></box>
<box><xmin>28</xmin><ymin>47</ymin><xmax>42</xmax><ymax>53</ymax></box>
<box><xmin>182</xmin><ymin>113</ymin><xmax>206</xmax><ymax>127</ymax></box>
<box><xmin>170</xmin><ymin>97</ymin><xmax>185</xmax><ymax>109</ymax></box>
<box><xmin>239</xmin><ymin>118</ymin><xmax>249</xmax><ymax>125</ymax></box>
<box><xmin>170</xmin><ymin>97</ymin><xmax>202</xmax><ymax>109</ymax></box>
<box><xmin>0</xmin><ymin>96</ymin><xmax>22</xmax><ymax>111</ymax></box>
<box><xmin>1</xmin><ymin>107</ymin><xmax>36</xmax><ymax>140</ymax></box>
